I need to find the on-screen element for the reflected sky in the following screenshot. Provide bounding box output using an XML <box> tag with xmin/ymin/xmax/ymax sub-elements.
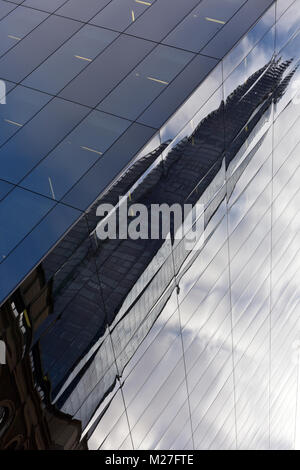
<box><xmin>0</xmin><ymin>0</ymin><xmax>276</xmax><ymax>306</ymax></box>
<box><xmin>1</xmin><ymin>0</ymin><xmax>300</xmax><ymax>452</ymax></box>
<box><xmin>45</xmin><ymin>52</ymin><xmax>298</xmax><ymax>450</ymax></box>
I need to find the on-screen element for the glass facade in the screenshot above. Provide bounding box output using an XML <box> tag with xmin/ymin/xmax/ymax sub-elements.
<box><xmin>1</xmin><ymin>0</ymin><xmax>300</xmax><ymax>451</ymax></box>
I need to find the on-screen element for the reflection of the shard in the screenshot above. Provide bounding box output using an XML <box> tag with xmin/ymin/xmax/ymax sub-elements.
<box><xmin>68</xmin><ymin>63</ymin><xmax>292</xmax><ymax>444</ymax></box>
<box><xmin>87</xmin><ymin>60</ymin><xmax>298</xmax><ymax>449</ymax></box>
<box><xmin>1</xmin><ymin>0</ymin><xmax>300</xmax><ymax>451</ymax></box>
<box><xmin>7</xmin><ymin>10</ymin><xmax>296</xmax><ymax>448</ymax></box>
<box><xmin>223</xmin><ymin>5</ymin><xmax>276</xmax><ymax>80</ymax></box>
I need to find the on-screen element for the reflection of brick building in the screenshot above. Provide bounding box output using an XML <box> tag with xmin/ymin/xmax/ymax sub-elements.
<box><xmin>0</xmin><ymin>267</ymin><xmax>87</xmax><ymax>450</ymax></box>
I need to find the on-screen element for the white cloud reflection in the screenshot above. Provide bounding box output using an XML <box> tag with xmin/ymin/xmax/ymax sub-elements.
<box><xmin>86</xmin><ymin>1</ymin><xmax>300</xmax><ymax>451</ymax></box>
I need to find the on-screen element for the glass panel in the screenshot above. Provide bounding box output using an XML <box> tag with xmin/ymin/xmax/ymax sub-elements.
<box><xmin>91</xmin><ymin>0</ymin><xmax>152</xmax><ymax>32</ymax></box>
<box><xmin>0</xmin><ymin>15</ymin><xmax>82</xmax><ymax>82</ymax></box>
<box><xmin>0</xmin><ymin>97</ymin><xmax>90</xmax><ymax>184</ymax></box>
<box><xmin>23</xmin><ymin>0</ymin><xmax>67</xmax><ymax>12</ymax></box>
<box><xmin>137</xmin><ymin>54</ymin><xmax>219</xmax><ymax>130</ymax></box>
<box><xmin>223</xmin><ymin>4</ymin><xmax>275</xmax><ymax>79</ymax></box>
<box><xmin>0</xmin><ymin>179</ymin><xmax>13</xmax><ymax>200</ymax></box>
<box><xmin>92</xmin><ymin>391</ymin><xmax>130</xmax><ymax>450</ymax></box>
<box><xmin>22</xmin><ymin>25</ymin><xmax>118</xmax><ymax>95</ymax></box>
<box><xmin>59</xmin><ymin>35</ymin><xmax>155</xmax><ymax>108</ymax></box>
<box><xmin>21</xmin><ymin>111</ymin><xmax>131</xmax><ymax>201</ymax></box>
<box><xmin>98</xmin><ymin>45</ymin><xmax>194</xmax><ymax>121</ymax></box>
<box><xmin>276</xmin><ymin>0</ymin><xmax>296</xmax><ymax>19</ymax></box>
<box><xmin>276</xmin><ymin>0</ymin><xmax>300</xmax><ymax>53</ymax></box>
<box><xmin>163</xmin><ymin>0</ymin><xmax>246</xmax><ymax>53</ymax></box>
<box><xmin>0</xmin><ymin>202</ymin><xmax>82</xmax><ymax>304</ymax></box>
<box><xmin>0</xmin><ymin>1</ymin><xmax>16</xmax><ymax>20</ymax></box>
<box><xmin>202</xmin><ymin>0</ymin><xmax>275</xmax><ymax>59</ymax></box>
<box><xmin>0</xmin><ymin>187</ymin><xmax>55</xmax><ymax>261</ymax></box>
<box><xmin>223</xmin><ymin>26</ymin><xmax>275</xmax><ymax>102</ymax></box>
<box><xmin>56</xmin><ymin>0</ymin><xmax>111</xmax><ymax>22</ymax></box>
<box><xmin>0</xmin><ymin>6</ymin><xmax>48</xmax><ymax>57</ymax></box>
<box><xmin>273</xmin><ymin>30</ymin><xmax>300</xmax><ymax>120</ymax></box>
<box><xmin>0</xmin><ymin>85</ymin><xmax>51</xmax><ymax>146</ymax></box>
<box><xmin>125</xmin><ymin>0</ymin><xmax>201</xmax><ymax>43</ymax></box>
<box><xmin>62</xmin><ymin>122</ymin><xmax>156</xmax><ymax>210</ymax></box>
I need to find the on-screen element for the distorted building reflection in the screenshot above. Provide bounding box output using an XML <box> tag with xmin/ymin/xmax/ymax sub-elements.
<box><xmin>0</xmin><ymin>267</ymin><xmax>87</xmax><ymax>449</ymax></box>
<box><xmin>1</xmin><ymin>33</ymin><xmax>298</xmax><ymax>450</ymax></box>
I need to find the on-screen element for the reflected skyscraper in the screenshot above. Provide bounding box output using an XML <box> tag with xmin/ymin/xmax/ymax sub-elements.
<box><xmin>1</xmin><ymin>0</ymin><xmax>300</xmax><ymax>450</ymax></box>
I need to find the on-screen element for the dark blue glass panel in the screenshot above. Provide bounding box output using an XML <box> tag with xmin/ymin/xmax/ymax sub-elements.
<box><xmin>98</xmin><ymin>45</ymin><xmax>194</xmax><ymax>121</ymax></box>
<box><xmin>163</xmin><ymin>0</ymin><xmax>246</xmax><ymax>53</ymax></box>
<box><xmin>23</xmin><ymin>0</ymin><xmax>67</xmax><ymax>12</ymax></box>
<box><xmin>0</xmin><ymin>187</ymin><xmax>55</xmax><ymax>261</ymax></box>
<box><xmin>201</xmin><ymin>0</ymin><xmax>275</xmax><ymax>59</ymax></box>
<box><xmin>62</xmin><ymin>123</ymin><xmax>156</xmax><ymax>210</ymax></box>
<box><xmin>91</xmin><ymin>0</ymin><xmax>151</xmax><ymax>32</ymax></box>
<box><xmin>0</xmin><ymin>85</ymin><xmax>51</xmax><ymax>146</ymax></box>
<box><xmin>0</xmin><ymin>202</ymin><xmax>81</xmax><ymax>305</ymax></box>
<box><xmin>0</xmin><ymin>6</ymin><xmax>48</xmax><ymax>57</ymax></box>
<box><xmin>56</xmin><ymin>0</ymin><xmax>111</xmax><ymax>22</ymax></box>
<box><xmin>21</xmin><ymin>111</ymin><xmax>131</xmax><ymax>200</ymax></box>
<box><xmin>60</xmin><ymin>34</ymin><xmax>155</xmax><ymax>108</ymax></box>
<box><xmin>0</xmin><ymin>0</ymin><xmax>17</xmax><ymax>20</ymax></box>
<box><xmin>137</xmin><ymin>54</ymin><xmax>219</xmax><ymax>129</ymax></box>
<box><xmin>0</xmin><ymin>179</ymin><xmax>13</xmax><ymax>200</ymax></box>
<box><xmin>0</xmin><ymin>98</ymin><xmax>90</xmax><ymax>184</ymax></box>
<box><xmin>22</xmin><ymin>25</ymin><xmax>118</xmax><ymax>95</ymax></box>
<box><xmin>125</xmin><ymin>0</ymin><xmax>201</xmax><ymax>43</ymax></box>
<box><xmin>0</xmin><ymin>79</ymin><xmax>16</xmax><ymax>105</ymax></box>
<box><xmin>0</xmin><ymin>15</ymin><xmax>82</xmax><ymax>82</ymax></box>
